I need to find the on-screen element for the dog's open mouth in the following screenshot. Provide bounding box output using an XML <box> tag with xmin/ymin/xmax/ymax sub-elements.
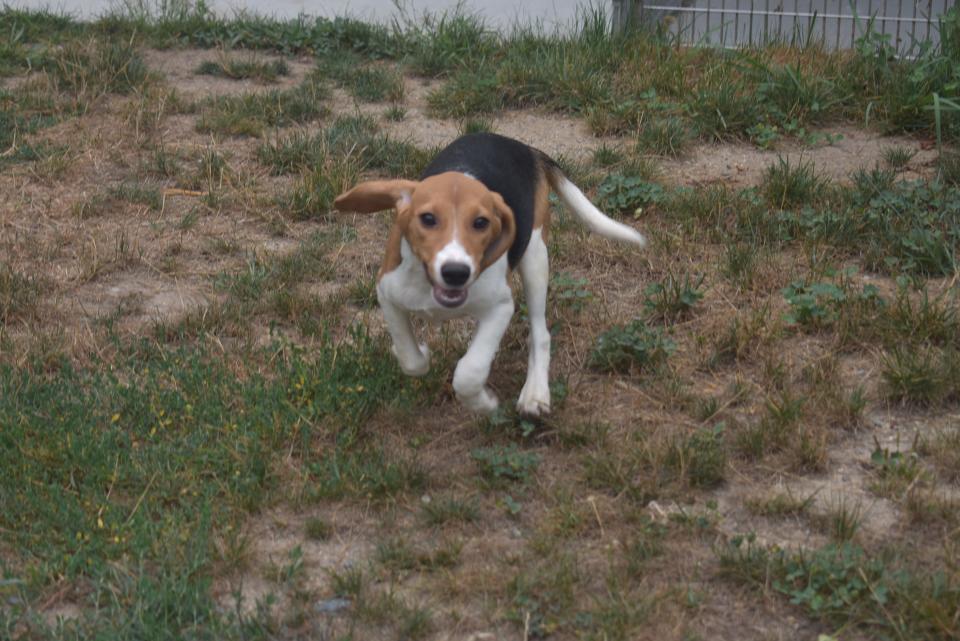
<box><xmin>433</xmin><ymin>285</ymin><xmax>468</xmax><ymax>308</ymax></box>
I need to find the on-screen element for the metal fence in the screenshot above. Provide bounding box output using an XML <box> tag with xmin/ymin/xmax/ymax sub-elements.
<box><xmin>613</xmin><ymin>1</ymin><xmax>957</xmax><ymax>55</ymax></box>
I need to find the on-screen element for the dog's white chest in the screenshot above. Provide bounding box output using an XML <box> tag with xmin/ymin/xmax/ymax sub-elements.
<box><xmin>377</xmin><ymin>240</ymin><xmax>512</xmax><ymax>321</ymax></box>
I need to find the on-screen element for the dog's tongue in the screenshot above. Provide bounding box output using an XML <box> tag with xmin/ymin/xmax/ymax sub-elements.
<box><xmin>433</xmin><ymin>285</ymin><xmax>468</xmax><ymax>308</ymax></box>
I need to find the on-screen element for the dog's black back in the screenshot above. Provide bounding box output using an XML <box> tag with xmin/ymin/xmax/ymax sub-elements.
<box><xmin>420</xmin><ymin>133</ymin><xmax>540</xmax><ymax>268</ymax></box>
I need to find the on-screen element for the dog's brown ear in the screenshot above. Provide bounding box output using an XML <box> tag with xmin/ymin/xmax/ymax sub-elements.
<box><xmin>334</xmin><ymin>179</ymin><xmax>419</xmax><ymax>214</ymax></box>
<box><xmin>481</xmin><ymin>192</ymin><xmax>516</xmax><ymax>269</ymax></box>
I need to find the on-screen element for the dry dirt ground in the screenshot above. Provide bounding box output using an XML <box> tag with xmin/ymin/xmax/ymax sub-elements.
<box><xmin>3</xmin><ymin>48</ymin><xmax>956</xmax><ymax>640</ymax></box>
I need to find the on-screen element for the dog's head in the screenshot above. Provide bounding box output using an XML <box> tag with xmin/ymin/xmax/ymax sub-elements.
<box><xmin>334</xmin><ymin>172</ymin><xmax>516</xmax><ymax>308</ymax></box>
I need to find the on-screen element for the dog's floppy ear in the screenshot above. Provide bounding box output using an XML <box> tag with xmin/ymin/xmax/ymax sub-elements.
<box><xmin>334</xmin><ymin>179</ymin><xmax>419</xmax><ymax>214</ymax></box>
<box><xmin>481</xmin><ymin>191</ymin><xmax>516</xmax><ymax>269</ymax></box>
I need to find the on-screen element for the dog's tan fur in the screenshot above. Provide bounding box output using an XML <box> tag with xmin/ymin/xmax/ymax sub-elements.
<box><xmin>335</xmin><ymin>172</ymin><xmax>518</xmax><ymax>283</ymax></box>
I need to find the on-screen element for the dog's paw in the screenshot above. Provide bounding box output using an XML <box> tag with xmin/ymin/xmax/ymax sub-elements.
<box><xmin>394</xmin><ymin>342</ymin><xmax>430</xmax><ymax>377</ymax></box>
<box><xmin>460</xmin><ymin>387</ymin><xmax>499</xmax><ymax>415</ymax></box>
<box><xmin>517</xmin><ymin>379</ymin><xmax>551</xmax><ymax>417</ymax></box>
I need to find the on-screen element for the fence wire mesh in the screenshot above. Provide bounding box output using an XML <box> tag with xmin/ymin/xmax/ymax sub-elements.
<box><xmin>614</xmin><ymin>1</ymin><xmax>957</xmax><ymax>55</ymax></box>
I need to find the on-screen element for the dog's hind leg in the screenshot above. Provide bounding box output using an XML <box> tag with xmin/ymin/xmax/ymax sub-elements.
<box><xmin>517</xmin><ymin>228</ymin><xmax>551</xmax><ymax>417</ymax></box>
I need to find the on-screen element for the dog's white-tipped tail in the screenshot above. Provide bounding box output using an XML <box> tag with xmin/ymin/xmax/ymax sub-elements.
<box><xmin>549</xmin><ymin>171</ymin><xmax>646</xmax><ymax>248</ymax></box>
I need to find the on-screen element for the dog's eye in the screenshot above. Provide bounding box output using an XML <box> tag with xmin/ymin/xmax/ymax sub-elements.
<box><xmin>472</xmin><ymin>217</ymin><xmax>490</xmax><ymax>231</ymax></box>
<box><xmin>419</xmin><ymin>213</ymin><xmax>437</xmax><ymax>228</ymax></box>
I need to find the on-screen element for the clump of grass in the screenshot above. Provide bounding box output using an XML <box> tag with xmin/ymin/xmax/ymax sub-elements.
<box><xmin>642</xmin><ymin>270</ymin><xmax>705</xmax><ymax>322</ymax></box>
<box><xmin>882</xmin><ymin>145</ymin><xmax>916</xmax><ymax>170</ymax></box>
<box><xmin>720</xmin><ymin>242</ymin><xmax>758</xmax><ymax>290</ymax></box>
<box><xmin>45</xmin><ymin>38</ymin><xmax>150</xmax><ymax>105</ymax></box>
<box><xmin>880</xmin><ymin>285</ymin><xmax>958</xmax><ymax>347</ymax></box>
<box><xmin>260</xmin><ymin>114</ymin><xmax>431</xmax><ymax>178</ymax></box>
<box><xmin>72</xmin><ymin>181</ymin><xmax>163</xmax><ymax>218</ymax></box>
<box><xmin>624</xmin><ymin>518</ymin><xmax>666</xmax><ymax>574</ymax></box>
<box><xmin>318</xmin><ymin>56</ymin><xmax>404</xmax><ymax>102</ymax></box>
<box><xmin>403</xmin><ymin>9</ymin><xmax>498</xmax><ymax>78</ymax></box>
<box><xmin>591</xmin><ymin>144</ymin><xmax>623</xmax><ymax>167</ymax></box>
<box><xmin>672</xmin><ymin>424</ymin><xmax>727</xmax><ymax>488</ymax></box>
<box><xmin>589</xmin><ymin>320</ymin><xmax>675</xmax><ymax>374</ymax></box>
<box><xmin>881</xmin><ymin>346</ymin><xmax>960</xmax><ymax>406</ymax></box>
<box><xmin>761</xmin><ymin>156</ymin><xmax>825</xmax><ymax>209</ymax></box>
<box><xmin>690</xmin><ymin>79</ymin><xmax>758</xmax><ymax>140</ymax></box>
<box><xmin>349</xmin><ymin>65</ymin><xmax>404</xmax><ymax>102</ymax></box>
<box><xmin>286</xmin><ymin>156</ymin><xmax>362</xmax><ymax>221</ymax></box>
<box><xmin>459</xmin><ymin>117</ymin><xmax>493</xmax><ymax>135</ymax></box>
<box><xmin>305</xmin><ymin>516</ymin><xmax>332</xmax><ymax>541</ymax></box>
<box><xmin>745</xmin><ymin>490</ymin><xmax>815</xmax><ymax>517</ymax></box>
<box><xmin>0</xmin><ymin>262</ymin><xmax>43</xmax><ymax>324</ymax></box>
<box><xmin>0</xmin><ymin>139</ymin><xmax>66</xmax><ymax>169</ymax></box>
<box><xmin>918</xmin><ymin>428</ymin><xmax>960</xmax><ymax>483</ymax></box>
<box><xmin>735</xmin><ymin>389</ymin><xmax>803</xmax><ymax>460</ymax></box>
<box><xmin>196</xmin><ymin>78</ymin><xmax>329</xmax><ymax>137</ymax></box>
<box><xmin>421</xmin><ymin>496</ymin><xmax>479</xmax><ymax>526</ymax></box>
<box><xmin>938</xmin><ymin>150</ymin><xmax>960</xmax><ymax>186</ymax></box>
<box><xmin>635</xmin><ymin>116</ymin><xmax>690</xmax><ymax>157</ymax></box>
<box><xmin>384</xmin><ymin>104</ymin><xmax>406</xmax><ymax>121</ymax></box>
<box><xmin>851</xmin><ymin>164</ymin><xmax>897</xmax><ymax>200</ymax></box>
<box><xmin>869</xmin><ymin>438</ymin><xmax>925</xmax><ymax>499</ymax></box>
<box><xmin>426</xmin><ymin>65</ymin><xmax>502</xmax><ymax>118</ymax></box>
<box><xmin>195</xmin><ymin>55</ymin><xmax>290</xmax><ymax>82</ymax></box>
<box><xmin>811</xmin><ymin>496</ymin><xmax>863</xmax><ymax>543</ymax></box>
<box><xmin>904</xmin><ymin>487</ymin><xmax>960</xmax><ymax>527</ymax></box>
<box><xmin>753</xmin><ymin>62</ymin><xmax>839</xmax><ymax>126</ymax></box>
<box><xmin>308</xmin><ymin>446</ymin><xmax>428</xmax><ymax>502</ymax></box>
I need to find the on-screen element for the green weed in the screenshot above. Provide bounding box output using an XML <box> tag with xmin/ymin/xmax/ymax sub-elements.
<box><xmin>471</xmin><ymin>444</ymin><xmax>540</xmax><ymax>484</ymax></box>
<box><xmin>589</xmin><ymin>320</ymin><xmax>675</xmax><ymax>374</ymax></box>
<box><xmin>595</xmin><ymin>173</ymin><xmax>665</xmax><ymax>217</ymax></box>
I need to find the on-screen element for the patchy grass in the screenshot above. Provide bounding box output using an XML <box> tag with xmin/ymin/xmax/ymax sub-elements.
<box><xmin>4</xmin><ymin>4</ymin><xmax>960</xmax><ymax>640</ymax></box>
<box><xmin>195</xmin><ymin>54</ymin><xmax>289</xmax><ymax>82</ymax></box>
<box><xmin>196</xmin><ymin>76</ymin><xmax>329</xmax><ymax>137</ymax></box>
<box><xmin>318</xmin><ymin>55</ymin><xmax>404</xmax><ymax>102</ymax></box>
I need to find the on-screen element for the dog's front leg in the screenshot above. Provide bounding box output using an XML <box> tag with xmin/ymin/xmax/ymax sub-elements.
<box><xmin>380</xmin><ymin>298</ymin><xmax>430</xmax><ymax>376</ymax></box>
<box><xmin>517</xmin><ymin>229</ymin><xmax>551</xmax><ymax>416</ymax></box>
<box><xmin>453</xmin><ymin>299</ymin><xmax>514</xmax><ymax>414</ymax></box>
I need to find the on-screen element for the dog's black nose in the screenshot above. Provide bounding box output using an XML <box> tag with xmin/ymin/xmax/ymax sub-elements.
<box><xmin>440</xmin><ymin>262</ymin><xmax>471</xmax><ymax>287</ymax></box>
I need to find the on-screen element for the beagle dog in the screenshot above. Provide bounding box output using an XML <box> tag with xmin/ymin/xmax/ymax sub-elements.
<box><xmin>334</xmin><ymin>133</ymin><xmax>645</xmax><ymax>416</ymax></box>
